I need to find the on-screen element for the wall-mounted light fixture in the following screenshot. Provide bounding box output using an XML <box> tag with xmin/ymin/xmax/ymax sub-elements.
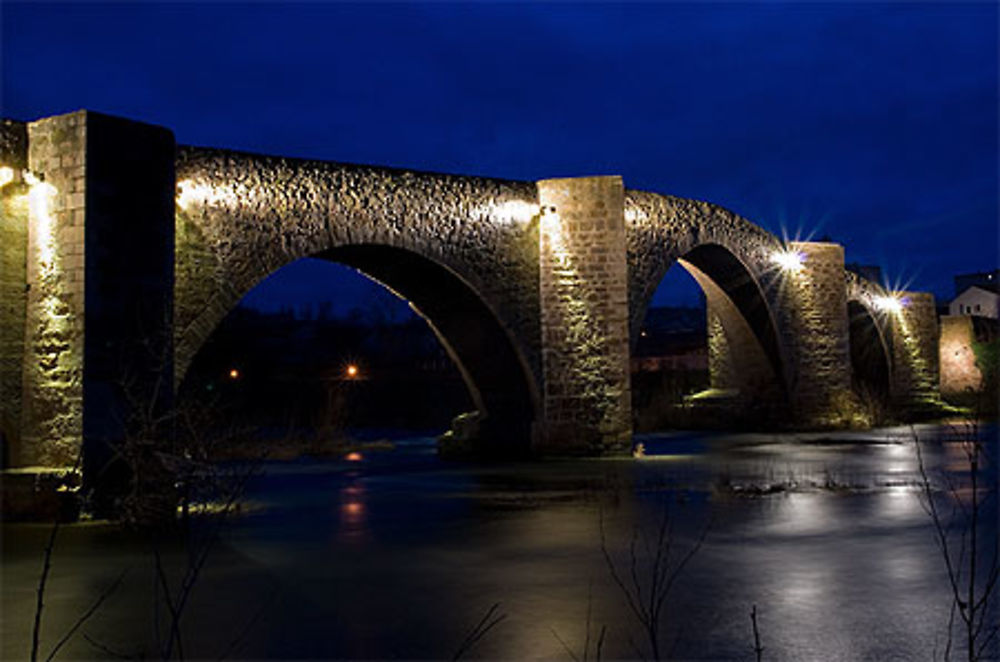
<box><xmin>772</xmin><ymin>249</ymin><xmax>805</xmax><ymax>272</ymax></box>
<box><xmin>874</xmin><ymin>294</ymin><xmax>906</xmax><ymax>314</ymax></box>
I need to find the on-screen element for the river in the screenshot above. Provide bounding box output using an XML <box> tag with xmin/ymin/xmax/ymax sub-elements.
<box><xmin>3</xmin><ymin>422</ymin><xmax>997</xmax><ymax>660</ymax></box>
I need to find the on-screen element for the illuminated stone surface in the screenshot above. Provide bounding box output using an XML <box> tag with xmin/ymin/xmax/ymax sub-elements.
<box><xmin>887</xmin><ymin>291</ymin><xmax>941</xmax><ymax>413</ymax></box>
<box><xmin>21</xmin><ymin>113</ymin><xmax>86</xmax><ymax>467</ymax></box>
<box><xmin>537</xmin><ymin>177</ymin><xmax>631</xmax><ymax>454</ymax></box>
<box><xmin>0</xmin><ymin>120</ymin><xmax>28</xmax><ymax>467</ymax></box>
<box><xmin>939</xmin><ymin>315</ymin><xmax>983</xmax><ymax>395</ymax></box>
<box><xmin>0</xmin><ymin>110</ymin><xmax>949</xmax><ymax>474</ymax></box>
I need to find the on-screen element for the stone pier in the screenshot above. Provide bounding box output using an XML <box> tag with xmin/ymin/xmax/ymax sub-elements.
<box><xmin>773</xmin><ymin>241</ymin><xmax>853</xmax><ymax>425</ymax></box>
<box><xmin>536</xmin><ymin>177</ymin><xmax>632</xmax><ymax>454</ymax></box>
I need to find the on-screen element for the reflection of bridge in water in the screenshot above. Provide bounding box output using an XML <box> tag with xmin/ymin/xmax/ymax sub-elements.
<box><xmin>0</xmin><ymin>111</ymin><xmax>941</xmax><ymax>480</ymax></box>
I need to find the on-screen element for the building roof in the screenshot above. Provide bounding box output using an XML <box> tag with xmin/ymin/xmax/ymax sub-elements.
<box><xmin>951</xmin><ymin>284</ymin><xmax>999</xmax><ymax>303</ymax></box>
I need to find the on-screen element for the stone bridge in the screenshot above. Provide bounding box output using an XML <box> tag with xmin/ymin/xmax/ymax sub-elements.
<box><xmin>0</xmin><ymin>111</ymin><xmax>941</xmax><ymax>476</ymax></box>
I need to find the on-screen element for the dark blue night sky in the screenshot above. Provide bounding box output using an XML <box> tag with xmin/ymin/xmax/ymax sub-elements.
<box><xmin>3</xmin><ymin>2</ymin><xmax>996</xmax><ymax>311</ymax></box>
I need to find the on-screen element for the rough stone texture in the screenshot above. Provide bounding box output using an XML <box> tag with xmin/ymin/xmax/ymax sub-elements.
<box><xmin>624</xmin><ymin>192</ymin><xmax>782</xmax><ymax>345</ymax></box>
<box><xmin>888</xmin><ymin>291</ymin><xmax>940</xmax><ymax>412</ymax></box>
<box><xmin>537</xmin><ymin>177</ymin><xmax>631</xmax><ymax>454</ymax></box>
<box><xmin>844</xmin><ymin>272</ymin><xmax>896</xmax><ymax>393</ymax></box>
<box><xmin>772</xmin><ymin>242</ymin><xmax>853</xmax><ymax>424</ymax></box>
<box><xmin>695</xmin><ymin>262</ymin><xmax>777</xmax><ymax>400</ymax></box>
<box><xmin>3</xmin><ymin>109</ymin><xmax>953</xmax><ymax>470</ymax></box>
<box><xmin>844</xmin><ymin>273</ymin><xmax>894</xmax><ymax>346</ymax></box>
<box><xmin>940</xmin><ymin>315</ymin><xmax>983</xmax><ymax>395</ymax></box>
<box><xmin>22</xmin><ymin>112</ymin><xmax>87</xmax><ymax>467</ymax></box>
<box><xmin>1</xmin><ymin>120</ymin><xmax>28</xmax><ymax>465</ymax></box>
<box><xmin>1</xmin><ymin>118</ymin><xmax>28</xmax><ymax>171</ymax></box>
<box><xmin>174</xmin><ymin>147</ymin><xmax>542</xmax><ymax>443</ymax></box>
<box><xmin>623</xmin><ymin>191</ymin><xmax>787</xmax><ymax>397</ymax></box>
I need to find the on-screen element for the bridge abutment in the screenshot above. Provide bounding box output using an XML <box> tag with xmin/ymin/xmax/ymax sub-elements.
<box><xmin>11</xmin><ymin>112</ymin><xmax>175</xmax><ymax>485</ymax></box>
<box><xmin>536</xmin><ymin>176</ymin><xmax>632</xmax><ymax>454</ymax></box>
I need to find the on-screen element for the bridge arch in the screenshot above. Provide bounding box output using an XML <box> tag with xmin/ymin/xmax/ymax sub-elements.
<box><xmin>844</xmin><ymin>273</ymin><xmax>897</xmax><ymax>406</ymax></box>
<box><xmin>846</xmin><ymin>299</ymin><xmax>893</xmax><ymax>399</ymax></box>
<box><xmin>1</xmin><ymin>110</ymin><xmax>948</xmax><ymax>476</ymax></box>
<box><xmin>625</xmin><ymin>191</ymin><xmax>787</xmax><ymax>405</ymax></box>
<box><xmin>173</xmin><ymin>147</ymin><xmax>542</xmax><ymax>453</ymax></box>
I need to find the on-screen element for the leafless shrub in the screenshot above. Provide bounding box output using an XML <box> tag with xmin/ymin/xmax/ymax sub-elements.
<box><xmin>30</xmin><ymin>453</ymin><xmax>130</xmax><ymax>662</ymax></box>
<box><xmin>750</xmin><ymin>603</ymin><xmax>764</xmax><ymax>662</ymax></box>
<box><xmin>550</xmin><ymin>581</ymin><xmax>606</xmax><ymax>662</ymax></box>
<box><xmin>451</xmin><ymin>602</ymin><xmax>507</xmax><ymax>661</ymax></box>
<box><xmin>915</xmin><ymin>418</ymin><xmax>998</xmax><ymax>661</ymax></box>
<box><xmin>599</xmin><ymin>502</ymin><xmax>708</xmax><ymax>661</ymax></box>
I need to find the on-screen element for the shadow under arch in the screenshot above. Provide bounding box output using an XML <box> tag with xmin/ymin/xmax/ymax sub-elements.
<box><xmin>636</xmin><ymin>243</ymin><xmax>786</xmax><ymax>404</ymax></box>
<box><xmin>847</xmin><ymin>300</ymin><xmax>892</xmax><ymax>398</ymax></box>
<box><xmin>322</xmin><ymin>244</ymin><xmax>538</xmax><ymax>454</ymax></box>
<box><xmin>178</xmin><ymin>244</ymin><xmax>539</xmax><ymax>456</ymax></box>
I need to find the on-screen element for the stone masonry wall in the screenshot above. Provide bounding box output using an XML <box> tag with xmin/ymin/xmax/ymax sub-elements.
<box><xmin>772</xmin><ymin>241</ymin><xmax>852</xmax><ymax>424</ymax></box>
<box><xmin>22</xmin><ymin>112</ymin><xmax>87</xmax><ymax>467</ymax></box>
<box><xmin>623</xmin><ymin>191</ymin><xmax>782</xmax><ymax>349</ymax></box>
<box><xmin>1</xmin><ymin>120</ymin><xmax>28</xmax><ymax>465</ymax></box>
<box><xmin>696</xmin><ymin>264</ymin><xmax>776</xmax><ymax>398</ymax></box>
<box><xmin>889</xmin><ymin>291</ymin><xmax>940</xmax><ymax>412</ymax></box>
<box><xmin>537</xmin><ymin>177</ymin><xmax>631</xmax><ymax>454</ymax></box>
<box><xmin>939</xmin><ymin>315</ymin><xmax>982</xmax><ymax>396</ymax></box>
<box><xmin>174</xmin><ymin>147</ymin><xmax>542</xmax><ymax>406</ymax></box>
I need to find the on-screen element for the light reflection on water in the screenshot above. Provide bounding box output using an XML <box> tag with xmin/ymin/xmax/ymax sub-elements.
<box><xmin>338</xmin><ymin>483</ymin><xmax>368</xmax><ymax>543</ymax></box>
<box><xmin>1</xmin><ymin>425</ymin><xmax>995</xmax><ymax>660</ymax></box>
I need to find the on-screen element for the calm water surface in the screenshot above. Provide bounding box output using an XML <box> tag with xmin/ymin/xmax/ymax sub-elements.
<box><xmin>3</xmin><ymin>424</ymin><xmax>997</xmax><ymax>660</ymax></box>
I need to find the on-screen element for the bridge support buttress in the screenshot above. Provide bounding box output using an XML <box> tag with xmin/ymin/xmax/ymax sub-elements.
<box><xmin>773</xmin><ymin>241</ymin><xmax>855</xmax><ymax>426</ymax></box>
<box><xmin>887</xmin><ymin>291</ymin><xmax>941</xmax><ymax>415</ymax></box>
<box><xmin>535</xmin><ymin>177</ymin><xmax>633</xmax><ymax>454</ymax></box>
<box><xmin>2</xmin><ymin>111</ymin><xmax>175</xmax><ymax>492</ymax></box>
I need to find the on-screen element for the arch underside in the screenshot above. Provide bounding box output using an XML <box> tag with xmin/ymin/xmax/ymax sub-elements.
<box><xmin>847</xmin><ymin>300</ymin><xmax>892</xmax><ymax>397</ymax></box>
<box><xmin>321</xmin><ymin>245</ymin><xmax>536</xmax><ymax>452</ymax></box>
<box><xmin>172</xmin><ymin>146</ymin><xmax>543</xmax><ymax>453</ymax></box>
<box><xmin>637</xmin><ymin>244</ymin><xmax>785</xmax><ymax>409</ymax></box>
<box><xmin>681</xmin><ymin>244</ymin><xmax>784</xmax><ymax>391</ymax></box>
<box><xmin>178</xmin><ymin>244</ymin><xmax>538</xmax><ymax>454</ymax></box>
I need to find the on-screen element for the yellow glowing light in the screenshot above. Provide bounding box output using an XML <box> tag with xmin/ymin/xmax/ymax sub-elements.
<box><xmin>344</xmin><ymin>452</ymin><xmax>362</xmax><ymax>462</ymax></box>
<box><xmin>874</xmin><ymin>295</ymin><xmax>904</xmax><ymax>314</ymax></box>
<box><xmin>345</xmin><ymin>364</ymin><xmax>359</xmax><ymax>379</ymax></box>
<box><xmin>0</xmin><ymin>166</ymin><xmax>14</xmax><ymax>188</ymax></box>
<box><xmin>539</xmin><ymin>205</ymin><xmax>559</xmax><ymax>231</ymax></box>
<box><xmin>624</xmin><ymin>206</ymin><xmax>648</xmax><ymax>224</ymax></box>
<box><xmin>228</xmin><ymin>368</ymin><xmax>240</xmax><ymax>380</ymax></box>
<box><xmin>176</xmin><ymin>179</ymin><xmax>239</xmax><ymax>210</ymax></box>
<box><xmin>27</xmin><ymin>175</ymin><xmax>58</xmax><ymax>269</ymax></box>
<box><xmin>772</xmin><ymin>249</ymin><xmax>805</xmax><ymax>272</ymax></box>
<box><xmin>476</xmin><ymin>200</ymin><xmax>539</xmax><ymax>225</ymax></box>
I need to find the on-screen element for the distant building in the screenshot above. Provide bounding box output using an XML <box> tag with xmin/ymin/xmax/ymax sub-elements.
<box><xmin>949</xmin><ymin>285</ymin><xmax>999</xmax><ymax>319</ymax></box>
<box><xmin>954</xmin><ymin>270</ymin><xmax>999</xmax><ymax>297</ymax></box>
<box><xmin>633</xmin><ymin>306</ymin><xmax>708</xmax><ymax>372</ymax></box>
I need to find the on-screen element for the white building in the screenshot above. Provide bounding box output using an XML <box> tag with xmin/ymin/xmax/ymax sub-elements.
<box><xmin>949</xmin><ymin>285</ymin><xmax>999</xmax><ymax>319</ymax></box>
